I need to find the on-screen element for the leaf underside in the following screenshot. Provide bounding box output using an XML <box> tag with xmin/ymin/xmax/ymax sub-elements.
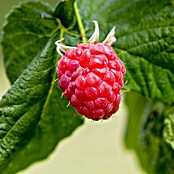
<box><xmin>125</xmin><ymin>92</ymin><xmax>174</xmax><ymax>174</ymax></box>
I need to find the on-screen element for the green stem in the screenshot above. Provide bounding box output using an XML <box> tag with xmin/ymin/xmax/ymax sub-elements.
<box><xmin>74</xmin><ymin>2</ymin><xmax>87</xmax><ymax>43</ymax></box>
<box><xmin>60</xmin><ymin>29</ymin><xmax>64</xmax><ymax>40</ymax></box>
<box><xmin>56</xmin><ymin>19</ymin><xmax>65</xmax><ymax>40</ymax></box>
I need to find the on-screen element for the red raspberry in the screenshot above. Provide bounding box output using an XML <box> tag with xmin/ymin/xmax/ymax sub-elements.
<box><xmin>57</xmin><ymin>42</ymin><xmax>126</xmax><ymax>120</ymax></box>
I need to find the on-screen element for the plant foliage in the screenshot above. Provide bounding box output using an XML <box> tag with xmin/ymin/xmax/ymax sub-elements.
<box><xmin>1</xmin><ymin>0</ymin><xmax>174</xmax><ymax>173</ymax></box>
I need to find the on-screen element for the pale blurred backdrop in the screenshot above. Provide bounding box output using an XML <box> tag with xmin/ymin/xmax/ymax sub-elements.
<box><xmin>0</xmin><ymin>0</ymin><xmax>146</xmax><ymax>174</ymax></box>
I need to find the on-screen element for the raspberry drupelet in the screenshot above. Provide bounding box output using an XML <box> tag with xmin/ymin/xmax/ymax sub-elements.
<box><xmin>56</xmin><ymin>21</ymin><xmax>126</xmax><ymax>121</ymax></box>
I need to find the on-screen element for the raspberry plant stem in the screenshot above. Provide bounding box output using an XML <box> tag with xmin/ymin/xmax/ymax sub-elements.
<box><xmin>74</xmin><ymin>2</ymin><xmax>87</xmax><ymax>43</ymax></box>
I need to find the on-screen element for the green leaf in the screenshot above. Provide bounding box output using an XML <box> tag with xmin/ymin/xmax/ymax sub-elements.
<box><xmin>54</xmin><ymin>0</ymin><xmax>76</xmax><ymax>28</ymax></box>
<box><xmin>139</xmin><ymin>104</ymin><xmax>174</xmax><ymax>174</ymax></box>
<box><xmin>1</xmin><ymin>1</ymin><xmax>83</xmax><ymax>173</ymax></box>
<box><xmin>2</xmin><ymin>1</ymin><xmax>58</xmax><ymax>84</ymax></box>
<box><xmin>2</xmin><ymin>0</ymin><xmax>174</xmax><ymax>173</ymax></box>
<box><xmin>124</xmin><ymin>92</ymin><xmax>150</xmax><ymax>149</ymax></box>
<box><xmin>125</xmin><ymin>92</ymin><xmax>174</xmax><ymax>174</ymax></box>
<box><xmin>124</xmin><ymin>92</ymin><xmax>153</xmax><ymax>173</ymax></box>
<box><xmin>0</xmin><ymin>34</ymin><xmax>83</xmax><ymax>174</ymax></box>
<box><xmin>163</xmin><ymin>107</ymin><xmax>174</xmax><ymax>149</ymax></box>
<box><xmin>78</xmin><ymin>0</ymin><xmax>174</xmax><ymax>105</ymax></box>
<box><xmin>78</xmin><ymin>0</ymin><xmax>174</xmax><ymax>173</ymax></box>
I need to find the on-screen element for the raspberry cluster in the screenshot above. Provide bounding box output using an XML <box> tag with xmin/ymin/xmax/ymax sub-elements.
<box><xmin>57</xmin><ymin>42</ymin><xmax>126</xmax><ymax>120</ymax></box>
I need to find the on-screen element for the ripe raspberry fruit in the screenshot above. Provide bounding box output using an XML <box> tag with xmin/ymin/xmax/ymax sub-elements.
<box><xmin>55</xmin><ymin>21</ymin><xmax>126</xmax><ymax>121</ymax></box>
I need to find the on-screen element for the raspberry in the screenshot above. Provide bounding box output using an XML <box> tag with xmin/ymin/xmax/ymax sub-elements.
<box><xmin>55</xmin><ymin>21</ymin><xmax>126</xmax><ymax>121</ymax></box>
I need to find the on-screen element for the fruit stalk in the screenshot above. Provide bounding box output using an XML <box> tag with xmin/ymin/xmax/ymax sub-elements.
<box><xmin>74</xmin><ymin>2</ymin><xmax>87</xmax><ymax>43</ymax></box>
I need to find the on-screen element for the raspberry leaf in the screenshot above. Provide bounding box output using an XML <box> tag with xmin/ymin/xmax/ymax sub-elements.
<box><xmin>0</xmin><ymin>34</ymin><xmax>83</xmax><ymax>173</ymax></box>
<box><xmin>0</xmin><ymin>34</ymin><xmax>83</xmax><ymax>174</ymax></box>
<box><xmin>54</xmin><ymin>0</ymin><xmax>76</xmax><ymax>28</ymax></box>
<box><xmin>125</xmin><ymin>92</ymin><xmax>174</xmax><ymax>174</ymax></box>
<box><xmin>1</xmin><ymin>0</ymin><xmax>174</xmax><ymax>173</ymax></box>
<box><xmin>124</xmin><ymin>92</ymin><xmax>150</xmax><ymax>150</ymax></box>
<box><xmin>163</xmin><ymin>107</ymin><xmax>174</xmax><ymax>149</ymax></box>
<box><xmin>2</xmin><ymin>1</ymin><xmax>58</xmax><ymax>84</ymax></box>
<box><xmin>78</xmin><ymin>0</ymin><xmax>174</xmax><ymax>105</ymax></box>
<box><xmin>1</xmin><ymin>1</ymin><xmax>83</xmax><ymax>173</ymax></box>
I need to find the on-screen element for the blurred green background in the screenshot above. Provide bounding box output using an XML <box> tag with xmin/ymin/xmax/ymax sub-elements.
<box><xmin>0</xmin><ymin>1</ymin><xmax>145</xmax><ymax>174</ymax></box>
